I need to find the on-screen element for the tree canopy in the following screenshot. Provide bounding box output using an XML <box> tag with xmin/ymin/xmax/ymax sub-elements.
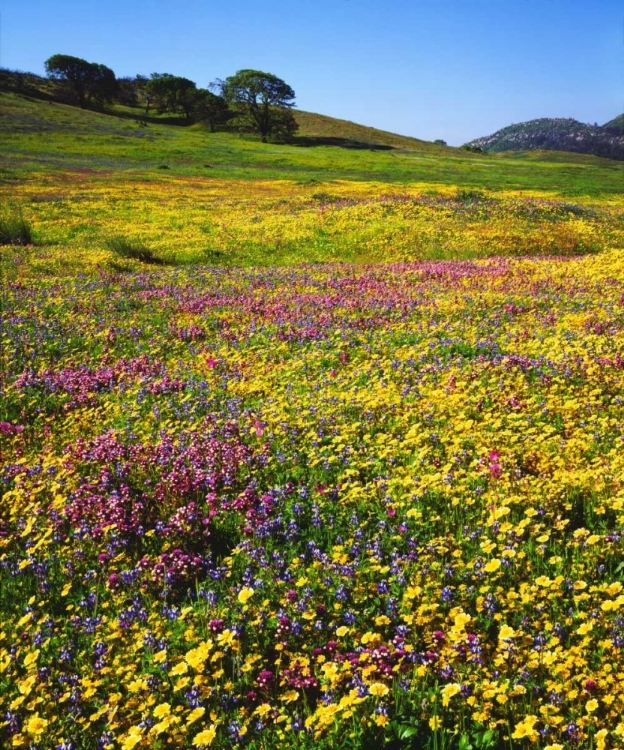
<box><xmin>191</xmin><ymin>89</ymin><xmax>230</xmax><ymax>132</ymax></box>
<box><xmin>41</xmin><ymin>59</ymin><xmax>295</xmax><ymax>139</ymax></box>
<box><xmin>218</xmin><ymin>69</ymin><xmax>297</xmax><ymax>142</ymax></box>
<box><xmin>144</xmin><ymin>74</ymin><xmax>199</xmax><ymax>120</ymax></box>
<box><xmin>44</xmin><ymin>55</ymin><xmax>117</xmax><ymax>107</ymax></box>
<box><xmin>116</xmin><ymin>75</ymin><xmax>149</xmax><ymax>108</ymax></box>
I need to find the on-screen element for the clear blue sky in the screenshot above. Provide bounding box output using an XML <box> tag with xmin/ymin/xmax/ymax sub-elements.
<box><xmin>2</xmin><ymin>0</ymin><xmax>623</xmax><ymax>144</ymax></box>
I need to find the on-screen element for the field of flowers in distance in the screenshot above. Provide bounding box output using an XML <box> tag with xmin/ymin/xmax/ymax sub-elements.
<box><xmin>2</xmin><ymin>89</ymin><xmax>624</xmax><ymax>749</ymax></box>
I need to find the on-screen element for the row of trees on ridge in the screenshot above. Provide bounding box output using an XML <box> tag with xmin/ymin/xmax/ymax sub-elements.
<box><xmin>43</xmin><ymin>55</ymin><xmax>298</xmax><ymax>142</ymax></box>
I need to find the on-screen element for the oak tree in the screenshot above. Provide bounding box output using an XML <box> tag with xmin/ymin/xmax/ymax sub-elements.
<box><xmin>44</xmin><ymin>55</ymin><xmax>117</xmax><ymax>107</ymax></box>
<box><xmin>218</xmin><ymin>69</ymin><xmax>297</xmax><ymax>142</ymax></box>
<box><xmin>144</xmin><ymin>74</ymin><xmax>198</xmax><ymax>120</ymax></box>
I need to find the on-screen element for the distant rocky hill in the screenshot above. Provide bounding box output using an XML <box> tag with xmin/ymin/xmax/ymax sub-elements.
<box><xmin>465</xmin><ymin>117</ymin><xmax>624</xmax><ymax>161</ymax></box>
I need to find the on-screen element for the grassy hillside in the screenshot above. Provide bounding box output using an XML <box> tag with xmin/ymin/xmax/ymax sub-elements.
<box><xmin>1</xmin><ymin>88</ymin><xmax>624</xmax><ymax>276</ymax></box>
<box><xmin>2</xmin><ymin>90</ymin><xmax>624</xmax><ymax>191</ymax></box>
<box><xmin>293</xmin><ymin>110</ymin><xmax>446</xmax><ymax>151</ymax></box>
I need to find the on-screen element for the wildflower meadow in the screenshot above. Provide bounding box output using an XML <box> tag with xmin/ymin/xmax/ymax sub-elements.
<box><xmin>3</xmin><ymin>249</ymin><xmax>624</xmax><ymax>750</ymax></box>
<box><xmin>2</xmin><ymin>86</ymin><xmax>624</xmax><ymax>750</ymax></box>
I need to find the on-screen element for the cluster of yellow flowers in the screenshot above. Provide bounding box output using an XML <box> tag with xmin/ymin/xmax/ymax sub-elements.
<box><xmin>3</xmin><ymin>175</ymin><xmax>622</xmax><ymax>276</ymax></box>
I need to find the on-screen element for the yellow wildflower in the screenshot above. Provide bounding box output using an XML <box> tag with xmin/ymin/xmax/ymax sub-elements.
<box><xmin>121</xmin><ymin>726</ymin><xmax>143</xmax><ymax>750</ymax></box>
<box><xmin>23</xmin><ymin>649</ymin><xmax>40</xmax><ymax>668</ymax></box>
<box><xmin>26</xmin><ymin>714</ymin><xmax>48</xmax><ymax>736</ymax></box>
<box><xmin>170</xmin><ymin>661</ymin><xmax>189</xmax><ymax>676</ymax></box>
<box><xmin>187</xmin><ymin>707</ymin><xmax>206</xmax><ymax>725</ymax></box>
<box><xmin>511</xmin><ymin>715</ymin><xmax>539</xmax><ymax>741</ymax></box>
<box><xmin>369</xmin><ymin>682</ymin><xmax>390</xmax><ymax>697</ymax></box>
<box><xmin>153</xmin><ymin>702</ymin><xmax>171</xmax><ymax>719</ymax></box>
<box><xmin>238</xmin><ymin>587</ymin><xmax>254</xmax><ymax>604</ymax></box>
<box><xmin>193</xmin><ymin>725</ymin><xmax>217</xmax><ymax>746</ymax></box>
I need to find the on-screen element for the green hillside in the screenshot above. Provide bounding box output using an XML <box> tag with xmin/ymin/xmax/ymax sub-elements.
<box><xmin>2</xmin><ymin>89</ymin><xmax>624</xmax><ymax>196</ymax></box>
<box><xmin>2</xmin><ymin>72</ymin><xmax>624</xmax><ymax>277</ymax></box>
<box><xmin>292</xmin><ymin>109</ymin><xmax>447</xmax><ymax>151</ymax></box>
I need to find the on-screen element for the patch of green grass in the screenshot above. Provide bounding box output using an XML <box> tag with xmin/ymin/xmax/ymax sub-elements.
<box><xmin>105</xmin><ymin>235</ymin><xmax>163</xmax><ymax>264</ymax></box>
<box><xmin>0</xmin><ymin>202</ymin><xmax>33</xmax><ymax>245</ymax></box>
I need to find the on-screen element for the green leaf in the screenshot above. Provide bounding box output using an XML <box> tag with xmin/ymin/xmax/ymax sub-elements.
<box><xmin>398</xmin><ymin>725</ymin><xmax>419</xmax><ymax>740</ymax></box>
<box><xmin>476</xmin><ymin>729</ymin><xmax>495</xmax><ymax>749</ymax></box>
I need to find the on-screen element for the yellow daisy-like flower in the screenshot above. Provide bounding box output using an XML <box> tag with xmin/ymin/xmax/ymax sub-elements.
<box><xmin>453</xmin><ymin>611</ymin><xmax>471</xmax><ymax>629</ymax></box>
<box><xmin>170</xmin><ymin>660</ymin><xmax>189</xmax><ymax>676</ymax></box>
<box><xmin>150</xmin><ymin>718</ymin><xmax>173</xmax><ymax>737</ymax></box>
<box><xmin>280</xmin><ymin>689</ymin><xmax>300</xmax><ymax>703</ymax></box>
<box><xmin>368</xmin><ymin>682</ymin><xmax>390</xmax><ymax>697</ymax></box>
<box><xmin>217</xmin><ymin>629</ymin><xmax>237</xmax><ymax>648</ymax></box>
<box><xmin>238</xmin><ymin>587</ymin><xmax>254</xmax><ymax>604</ymax></box>
<box><xmin>440</xmin><ymin>683</ymin><xmax>462</xmax><ymax>706</ymax></box>
<box><xmin>185</xmin><ymin>641</ymin><xmax>212</xmax><ymax>670</ymax></box>
<box><xmin>429</xmin><ymin>716</ymin><xmax>442</xmax><ymax>730</ymax></box>
<box><xmin>193</xmin><ymin>725</ymin><xmax>217</xmax><ymax>746</ymax></box>
<box><xmin>586</xmin><ymin>698</ymin><xmax>599</xmax><ymax>713</ymax></box>
<box><xmin>499</xmin><ymin>624</ymin><xmax>515</xmax><ymax>640</ymax></box>
<box><xmin>153</xmin><ymin>702</ymin><xmax>171</xmax><ymax>719</ymax></box>
<box><xmin>23</xmin><ymin>649</ymin><xmax>40</xmax><ymax>668</ymax></box>
<box><xmin>26</xmin><ymin>714</ymin><xmax>48</xmax><ymax>736</ymax></box>
<box><xmin>121</xmin><ymin>726</ymin><xmax>143</xmax><ymax>750</ymax></box>
<box><xmin>484</xmin><ymin>559</ymin><xmax>501</xmax><ymax>573</ymax></box>
<box><xmin>511</xmin><ymin>715</ymin><xmax>539</xmax><ymax>741</ymax></box>
<box><xmin>18</xmin><ymin>675</ymin><xmax>36</xmax><ymax>695</ymax></box>
<box><xmin>187</xmin><ymin>706</ymin><xmax>206</xmax><ymax>725</ymax></box>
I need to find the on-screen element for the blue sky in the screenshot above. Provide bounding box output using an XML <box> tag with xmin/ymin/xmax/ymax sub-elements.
<box><xmin>2</xmin><ymin>0</ymin><xmax>623</xmax><ymax>144</ymax></box>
